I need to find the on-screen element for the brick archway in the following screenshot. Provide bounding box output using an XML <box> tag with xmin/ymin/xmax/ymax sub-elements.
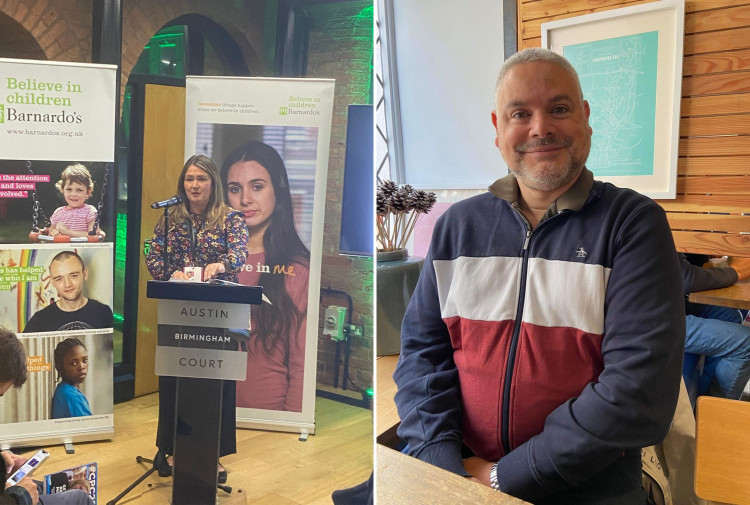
<box><xmin>121</xmin><ymin>1</ymin><xmax>264</xmax><ymax>97</ymax></box>
<box><xmin>0</xmin><ymin>12</ymin><xmax>47</xmax><ymax>60</ymax></box>
<box><xmin>0</xmin><ymin>2</ymin><xmax>91</xmax><ymax>63</ymax></box>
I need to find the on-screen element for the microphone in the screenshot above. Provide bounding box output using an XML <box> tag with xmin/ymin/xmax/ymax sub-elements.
<box><xmin>151</xmin><ymin>195</ymin><xmax>183</xmax><ymax>209</ymax></box>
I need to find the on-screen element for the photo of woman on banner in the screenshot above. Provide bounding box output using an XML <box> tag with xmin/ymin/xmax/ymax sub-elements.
<box><xmin>145</xmin><ymin>154</ymin><xmax>248</xmax><ymax>481</ymax></box>
<box><xmin>220</xmin><ymin>140</ymin><xmax>310</xmax><ymax>413</ymax></box>
<box><xmin>51</xmin><ymin>338</ymin><xmax>91</xmax><ymax>419</ymax></box>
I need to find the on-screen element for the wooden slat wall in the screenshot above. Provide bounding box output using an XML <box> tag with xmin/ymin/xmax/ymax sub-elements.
<box><xmin>519</xmin><ymin>0</ymin><xmax>750</xmax><ymax>257</ymax></box>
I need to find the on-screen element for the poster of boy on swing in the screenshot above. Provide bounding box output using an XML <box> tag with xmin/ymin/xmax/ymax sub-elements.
<box><xmin>0</xmin><ymin>159</ymin><xmax>110</xmax><ymax>244</ymax></box>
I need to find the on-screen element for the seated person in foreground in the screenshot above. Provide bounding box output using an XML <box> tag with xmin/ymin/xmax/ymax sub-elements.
<box><xmin>1</xmin><ymin>328</ymin><xmax>93</xmax><ymax>505</ymax></box>
<box><xmin>680</xmin><ymin>253</ymin><xmax>750</xmax><ymax>399</ymax></box>
<box><xmin>393</xmin><ymin>48</ymin><xmax>685</xmax><ymax>505</ymax></box>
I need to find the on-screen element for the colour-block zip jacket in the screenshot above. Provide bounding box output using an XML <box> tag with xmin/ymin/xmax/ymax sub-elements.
<box><xmin>394</xmin><ymin>168</ymin><xmax>685</xmax><ymax>502</ymax></box>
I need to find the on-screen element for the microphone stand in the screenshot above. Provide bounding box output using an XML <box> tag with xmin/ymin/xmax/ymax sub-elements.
<box><xmin>163</xmin><ymin>205</ymin><xmax>170</xmax><ymax>279</ymax></box>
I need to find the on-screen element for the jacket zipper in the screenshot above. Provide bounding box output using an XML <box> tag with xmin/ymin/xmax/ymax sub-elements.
<box><xmin>500</xmin><ymin>206</ymin><xmax>573</xmax><ymax>454</ymax></box>
<box><xmin>500</xmin><ymin>225</ymin><xmax>532</xmax><ymax>455</ymax></box>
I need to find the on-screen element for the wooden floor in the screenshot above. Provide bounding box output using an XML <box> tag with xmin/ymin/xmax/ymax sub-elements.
<box><xmin>33</xmin><ymin>393</ymin><xmax>373</xmax><ymax>504</ymax></box>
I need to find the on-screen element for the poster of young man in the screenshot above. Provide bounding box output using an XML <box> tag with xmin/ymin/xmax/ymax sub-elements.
<box><xmin>0</xmin><ymin>245</ymin><xmax>113</xmax><ymax>334</ymax></box>
<box><xmin>185</xmin><ymin>76</ymin><xmax>335</xmax><ymax>434</ymax></box>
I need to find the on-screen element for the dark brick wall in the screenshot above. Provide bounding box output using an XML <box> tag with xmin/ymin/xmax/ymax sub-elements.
<box><xmin>0</xmin><ymin>0</ymin><xmax>91</xmax><ymax>61</ymax></box>
<box><xmin>0</xmin><ymin>1</ymin><xmax>265</xmax><ymax>101</ymax></box>
<box><xmin>121</xmin><ymin>0</ymin><xmax>265</xmax><ymax>102</ymax></box>
<box><xmin>305</xmin><ymin>2</ymin><xmax>373</xmax><ymax>394</ymax></box>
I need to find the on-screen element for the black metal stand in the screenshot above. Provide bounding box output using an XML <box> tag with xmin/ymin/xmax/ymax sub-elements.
<box><xmin>105</xmin><ymin>453</ymin><xmax>231</xmax><ymax>505</ymax></box>
<box><xmin>163</xmin><ymin>206</ymin><xmax>170</xmax><ymax>279</ymax></box>
<box><xmin>105</xmin><ymin>455</ymin><xmax>158</xmax><ymax>505</ymax></box>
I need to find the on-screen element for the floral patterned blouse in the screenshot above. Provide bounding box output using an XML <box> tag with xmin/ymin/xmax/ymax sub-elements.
<box><xmin>146</xmin><ymin>210</ymin><xmax>249</xmax><ymax>282</ymax></box>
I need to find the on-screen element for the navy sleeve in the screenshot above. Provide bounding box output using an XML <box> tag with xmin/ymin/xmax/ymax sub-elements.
<box><xmin>393</xmin><ymin>213</ymin><xmax>467</xmax><ymax>476</ymax></box>
<box><xmin>1</xmin><ymin>487</ymin><xmax>31</xmax><ymax>505</ymax></box>
<box><xmin>679</xmin><ymin>253</ymin><xmax>737</xmax><ymax>294</ymax></box>
<box><xmin>494</xmin><ymin>203</ymin><xmax>686</xmax><ymax>501</ymax></box>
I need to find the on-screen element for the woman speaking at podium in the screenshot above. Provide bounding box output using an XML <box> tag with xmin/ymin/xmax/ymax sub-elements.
<box><xmin>146</xmin><ymin>154</ymin><xmax>249</xmax><ymax>483</ymax></box>
<box><xmin>220</xmin><ymin>141</ymin><xmax>310</xmax><ymax>413</ymax></box>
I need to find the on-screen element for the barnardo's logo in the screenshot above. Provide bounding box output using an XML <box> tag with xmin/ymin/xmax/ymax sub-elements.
<box><xmin>1</xmin><ymin>77</ymin><xmax>83</xmax><ymax>124</ymax></box>
<box><xmin>281</xmin><ymin>95</ymin><xmax>321</xmax><ymax>116</ymax></box>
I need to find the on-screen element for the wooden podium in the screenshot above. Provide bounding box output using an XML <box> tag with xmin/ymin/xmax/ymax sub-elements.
<box><xmin>147</xmin><ymin>280</ymin><xmax>262</xmax><ymax>505</ymax></box>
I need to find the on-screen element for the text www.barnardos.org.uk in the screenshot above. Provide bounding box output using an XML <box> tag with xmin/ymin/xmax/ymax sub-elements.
<box><xmin>6</xmin><ymin>128</ymin><xmax>82</xmax><ymax>137</ymax></box>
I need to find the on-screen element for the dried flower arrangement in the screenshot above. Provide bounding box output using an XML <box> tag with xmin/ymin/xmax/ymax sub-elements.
<box><xmin>376</xmin><ymin>180</ymin><xmax>436</xmax><ymax>252</ymax></box>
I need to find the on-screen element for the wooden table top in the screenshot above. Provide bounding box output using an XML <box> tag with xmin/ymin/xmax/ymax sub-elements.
<box><xmin>377</xmin><ymin>444</ymin><xmax>530</xmax><ymax>504</ymax></box>
<box><xmin>376</xmin><ymin>354</ymin><xmax>401</xmax><ymax>446</ymax></box>
<box><xmin>695</xmin><ymin>396</ymin><xmax>750</xmax><ymax>504</ymax></box>
<box><xmin>688</xmin><ymin>280</ymin><xmax>750</xmax><ymax>310</ymax></box>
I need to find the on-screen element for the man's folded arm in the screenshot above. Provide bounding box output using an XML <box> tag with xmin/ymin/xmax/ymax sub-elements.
<box><xmin>394</xmin><ymin>250</ymin><xmax>467</xmax><ymax>476</ymax></box>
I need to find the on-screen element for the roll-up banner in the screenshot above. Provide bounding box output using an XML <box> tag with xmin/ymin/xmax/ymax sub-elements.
<box><xmin>0</xmin><ymin>58</ymin><xmax>116</xmax><ymax>448</ymax></box>
<box><xmin>185</xmin><ymin>76</ymin><xmax>335</xmax><ymax>435</ymax></box>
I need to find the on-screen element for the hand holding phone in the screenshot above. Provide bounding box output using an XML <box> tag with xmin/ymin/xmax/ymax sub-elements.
<box><xmin>6</xmin><ymin>449</ymin><xmax>49</xmax><ymax>486</ymax></box>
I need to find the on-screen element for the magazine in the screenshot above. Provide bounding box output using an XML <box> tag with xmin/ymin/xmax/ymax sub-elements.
<box><xmin>43</xmin><ymin>462</ymin><xmax>97</xmax><ymax>505</ymax></box>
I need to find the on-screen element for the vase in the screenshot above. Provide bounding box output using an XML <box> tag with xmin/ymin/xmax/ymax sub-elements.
<box><xmin>376</xmin><ymin>249</ymin><xmax>424</xmax><ymax>355</ymax></box>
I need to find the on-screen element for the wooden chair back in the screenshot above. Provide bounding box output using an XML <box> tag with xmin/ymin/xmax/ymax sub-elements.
<box><xmin>695</xmin><ymin>396</ymin><xmax>750</xmax><ymax>505</ymax></box>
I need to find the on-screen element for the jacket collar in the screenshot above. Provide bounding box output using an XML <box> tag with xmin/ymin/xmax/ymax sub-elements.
<box><xmin>489</xmin><ymin>167</ymin><xmax>594</xmax><ymax>221</ymax></box>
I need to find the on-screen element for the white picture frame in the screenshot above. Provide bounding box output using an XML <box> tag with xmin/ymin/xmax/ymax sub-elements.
<box><xmin>542</xmin><ymin>0</ymin><xmax>685</xmax><ymax>199</ymax></box>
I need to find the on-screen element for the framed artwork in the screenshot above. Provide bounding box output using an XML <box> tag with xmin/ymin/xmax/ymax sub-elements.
<box><xmin>542</xmin><ymin>0</ymin><xmax>685</xmax><ymax>199</ymax></box>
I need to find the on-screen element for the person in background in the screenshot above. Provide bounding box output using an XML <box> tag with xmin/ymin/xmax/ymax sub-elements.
<box><xmin>393</xmin><ymin>48</ymin><xmax>685</xmax><ymax>504</ymax></box>
<box><xmin>146</xmin><ymin>154</ymin><xmax>248</xmax><ymax>484</ymax></box>
<box><xmin>51</xmin><ymin>338</ymin><xmax>91</xmax><ymax>419</ymax></box>
<box><xmin>681</xmin><ymin>253</ymin><xmax>750</xmax><ymax>398</ymax></box>
<box><xmin>1</xmin><ymin>328</ymin><xmax>92</xmax><ymax>505</ymax></box>
<box><xmin>220</xmin><ymin>141</ymin><xmax>310</xmax><ymax>413</ymax></box>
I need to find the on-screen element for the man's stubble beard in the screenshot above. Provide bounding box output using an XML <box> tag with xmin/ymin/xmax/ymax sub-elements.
<box><xmin>511</xmin><ymin>134</ymin><xmax>591</xmax><ymax>192</ymax></box>
<box><xmin>57</xmin><ymin>289</ymin><xmax>84</xmax><ymax>304</ymax></box>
